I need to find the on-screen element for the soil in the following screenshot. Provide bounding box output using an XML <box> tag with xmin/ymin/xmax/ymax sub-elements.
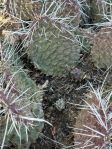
<box><xmin>21</xmin><ymin>52</ymin><xmax>112</xmax><ymax>149</ymax></box>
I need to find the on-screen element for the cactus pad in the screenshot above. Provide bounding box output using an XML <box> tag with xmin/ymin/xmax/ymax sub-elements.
<box><xmin>27</xmin><ymin>24</ymin><xmax>81</xmax><ymax>76</ymax></box>
<box><xmin>0</xmin><ymin>44</ymin><xmax>44</xmax><ymax>148</ymax></box>
<box><xmin>91</xmin><ymin>27</ymin><xmax>112</xmax><ymax>69</ymax></box>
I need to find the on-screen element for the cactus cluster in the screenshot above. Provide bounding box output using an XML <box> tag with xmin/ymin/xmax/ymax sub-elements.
<box><xmin>1</xmin><ymin>0</ymin><xmax>112</xmax><ymax>148</ymax></box>
<box><xmin>0</xmin><ymin>42</ymin><xmax>45</xmax><ymax>148</ymax></box>
<box><xmin>1</xmin><ymin>0</ymin><xmax>83</xmax><ymax>76</ymax></box>
<box><xmin>23</xmin><ymin>1</ymin><xmax>82</xmax><ymax>76</ymax></box>
<box><xmin>0</xmin><ymin>1</ymin><xmax>85</xmax><ymax>147</ymax></box>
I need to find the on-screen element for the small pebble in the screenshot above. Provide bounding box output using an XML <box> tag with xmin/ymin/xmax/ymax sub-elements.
<box><xmin>55</xmin><ymin>98</ymin><xmax>65</xmax><ymax>111</ymax></box>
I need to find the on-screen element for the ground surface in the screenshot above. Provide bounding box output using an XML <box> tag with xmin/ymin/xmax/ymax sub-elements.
<box><xmin>24</xmin><ymin>52</ymin><xmax>112</xmax><ymax>149</ymax></box>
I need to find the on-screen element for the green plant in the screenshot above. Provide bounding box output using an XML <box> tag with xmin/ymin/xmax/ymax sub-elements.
<box><xmin>21</xmin><ymin>0</ymin><xmax>84</xmax><ymax>76</ymax></box>
<box><xmin>91</xmin><ymin>27</ymin><xmax>112</xmax><ymax>69</ymax></box>
<box><xmin>0</xmin><ymin>43</ymin><xmax>50</xmax><ymax>148</ymax></box>
<box><xmin>26</xmin><ymin>23</ymin><xmax>81</xmax><ymax>76</ymax></box>
<box><xmin>74</xmin><ymin>83</ymin><xmax>112</xmax><ymax>148</ymax></box>
<box><xmin>1</xmin><ymin>0</ymin><xmax>86</xmax><ymax>76</ymax></box>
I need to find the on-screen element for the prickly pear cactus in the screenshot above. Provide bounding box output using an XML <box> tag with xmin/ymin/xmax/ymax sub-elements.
<box><xmin>91</xmin><ymin>27</ymin><xmax>112</xmax><ymax>69</ymax></box>
<box><xmin>81</xmin><ymin>0</ymin><xmax>112</xmax><ymax>26</ymax></box>
<box><xmin>0</xmin><ymin>0</ymin><xmax>82</xmax><ymax>77</ymax></box>
<box><xmin>74</xmin><ymin>90</ymin><xmax>112</xmax><ymax>148</ymax></box>
<box><xmin>26</xmin><ymin>23</ymin><xmax>81</xmax><ymax>76</ymax></box>
<box><xmin>3</xmin><ymin>0</ymin><xmax>81</xmax><ymax>28</ymax></box>
<box><xmin>88</xmin><ymin>0</ymin><xmax>104</xmax><ymax>23</ymax></box>
<box><xmin>4</xmin><ymin>0</ymin><xmax>37</xmax><ymax>20</ymax></box>
<box><xmin>0</xmin><ymin>44</ymin><xmax>45</xmax><ymax>148</ymax></box>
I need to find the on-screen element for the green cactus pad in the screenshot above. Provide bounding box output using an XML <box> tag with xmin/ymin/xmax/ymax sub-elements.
<box><xmin>0</xmin><ymin>44</ymin><xmax>44</xmax><ymax>148</ymax></box>
<box><xmin>27</xmin><ymin>24</ymin><xmax>81</xmax><ymax>76</ymax></box>
<box><xmin>91</xmin><ymin>27</ymin><xmax>112</xmax><ymax>69</ymax></box>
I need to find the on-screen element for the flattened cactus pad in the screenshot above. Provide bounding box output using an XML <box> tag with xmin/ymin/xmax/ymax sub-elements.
<box><xmin>0</xmin><ymin>44</ymin><xmax>44</xmax><ymax>148</ymax></box>
<box><xmin>27</xmin><ymin>25</ymin><xmax>81</xmax><ymax>76</ymax></box>
<box><xmin>91</xmin><ymin>27</ymin><xmax>112</xmax><ymax>69</ymax></box>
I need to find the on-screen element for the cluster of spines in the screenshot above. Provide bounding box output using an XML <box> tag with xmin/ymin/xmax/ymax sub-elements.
<box><xmin>0</xmin><ymin>41</ymin><xmax>50</xmax><ymax>148</ymax></box>
<box><xmin>74</xmin><ymin>83</ymin><xmax>112</xmax><ymax>149</ymax></box>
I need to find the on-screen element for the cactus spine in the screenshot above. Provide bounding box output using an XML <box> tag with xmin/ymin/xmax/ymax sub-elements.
<box><xmin>0</xmin><ymin>43</ymin><xmax>45</xmax><ymax>148</ymax></box>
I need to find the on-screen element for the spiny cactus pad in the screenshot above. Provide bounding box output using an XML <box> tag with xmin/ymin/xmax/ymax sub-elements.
<box><xmin>0</xmin><ymin>44</ymin><xmax>44</xmax><ymax>148</ymax></box>
<box><xmin>26</xmin><ymin>24</ymin><xmax>81</xmax><ymax>76</ymax></box>
<box><xmin>4</xmin><ymin>0</ymin><xmax>80</xmax><ymax>24</ymax></box>
<box><xmin>74</xmin><ymin>90</ymin><xmax>112</xmax><ymax>148</ymax></box>
<box><xmin>91</xmin><ymin>27</ymin><xmax>112</xmax><ymax>69</ymax></box>
<box><xmin>4</xmin><ymin>0</ymin><xmax>41</xmax><ymax>20</ymax></box>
